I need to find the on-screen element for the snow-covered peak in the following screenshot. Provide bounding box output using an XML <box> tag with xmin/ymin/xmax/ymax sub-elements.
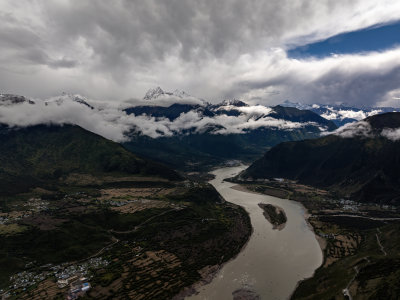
<box><xmin>281</xmin><ymin>100</ymin><xmax>400</xmax><ymax>126</ymax></box>
<box><xmin>0</xmin><ymin>94</ymin><xmax>35</xmax><ymax>106</ymax></box>
<box><xmin>139</xmin><ymin>87</ymin><xmax>206</xmax><ymax>107</ymax></box>
<box><xmin>143</xmin><ymin>87</ymin><xmax>165</xmax><ymax>100</ymax></box>
<box><xmin>172</xmin><ymin>89</ymin><xmax>191</xmax><ymax>98</ymax></box>
<box><xmin>44</xmin><ymin>93</ymin><xmax>94</xmax><ymax>109</ymax></box>
<box><xmin>143</xmin><ymin>87</ymin><xmax>194</xmax><ymax>100</ymax></box>
<box><xmin>281</xmin><ymin>100</ymin><xmax>312</xmax><ymax>110</ymax></box>
<box><xmin>220</xmin><ymin>99</ymin><xmax>249</xmax><ymax>107</ymax></box>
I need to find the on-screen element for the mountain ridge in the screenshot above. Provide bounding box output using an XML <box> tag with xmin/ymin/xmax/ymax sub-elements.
<box><xmin>0</xmin><ymin>123</ymin><xmax>181</xmax><ymax>195</ymax></box>
<box><xmin>281</xmin><ymin>100</ymin><xmax>400</xmax><ymax>126</ymax></box>
<box><xmin>240</xmin><ymin>112</ymin><xmax>400</xmax><ymax>204</ymax></box>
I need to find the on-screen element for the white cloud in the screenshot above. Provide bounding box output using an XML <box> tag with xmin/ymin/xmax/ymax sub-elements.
<box><xmin>321</xmin><ymin>108</ymin><xmax>382</xmax><ymax>121</ymax></box>
<box><xmin>381</xmin><ymin>128</ymin><xmax>400</xmax><ymax>141</ymax></box>
<box><xmin>0</xmin><ymin>98</ymin><xmax>325</xmax><ymax>141</ymax></box>
<box><xmin>0</xmin><ymin>99</ymin><xmax>131</xmax><ymax>141</ymax></box>
<box><xmin>332</xmin><ymin>118</ymin><xmax>400</xmax><ymax>141</ymax></box>
<box><xmin>216</xmin><ymin>104</ymin><xmax>273</xmax><ymax>116</ymax></box>
<box><xmin>332</xmin><ymin>121</ymin><xmax>373</xmax><ymax>138</ymax></box>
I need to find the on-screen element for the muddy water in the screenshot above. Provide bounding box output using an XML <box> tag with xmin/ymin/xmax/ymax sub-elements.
<box><xmin>187</xmin><ymin>166</ymin><xmax>322</xmax><ymax>300</ymax></box>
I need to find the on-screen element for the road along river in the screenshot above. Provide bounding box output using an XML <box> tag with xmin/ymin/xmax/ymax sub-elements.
<box><xmin>187</xmin><ymin>166</ymin><xmax>323</xmax><ymax>300</ymax></box>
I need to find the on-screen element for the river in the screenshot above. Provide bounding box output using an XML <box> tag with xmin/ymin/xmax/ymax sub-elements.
<box><xmin>187</xmin><ymin>166</ymin><xmax>323</xmax><ymax>300</ymax></box>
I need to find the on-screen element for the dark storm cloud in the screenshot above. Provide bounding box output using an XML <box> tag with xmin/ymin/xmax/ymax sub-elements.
<box><xmin>0</xmin><ymin>0</ymin><xmax>400</xmax><ymax>106</ymax></box>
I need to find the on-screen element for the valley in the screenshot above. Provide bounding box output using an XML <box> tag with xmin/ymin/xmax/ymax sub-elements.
<box><xmin>1</xmin><ymin>97</ymin><xmax>400</xmax><ymax>300</ymax></box>
<box><xmin>2</xmin><ymin>2</ymin><xmax>400</xmax><ymax>299</ymax></box>
<box><xmin>0</xmin><ymin>123</ymin><xmax>253</xmax><ymax>300</ymax></box>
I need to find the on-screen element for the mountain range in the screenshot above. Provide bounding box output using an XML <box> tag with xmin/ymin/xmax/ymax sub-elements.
<box><xmin>0</xmin><ymin>88</ymin><xmax>336</xmax><ymax>170</ymax></box>
<box><xmin>281</xmin><ymin>100</ymin><xmax>400</xmax><ymax>126</ymax></box>
<box><xmin>123</xmin><ymin>90</ymin><xmax>337</xmax><ymax>169</ymax></box>
<box><xmin>2</xmin><ymin>88</ymin><xmax>400</xmax><ymax>170</ymax></box>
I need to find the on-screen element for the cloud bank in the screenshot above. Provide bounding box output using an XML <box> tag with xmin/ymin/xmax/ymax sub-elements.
<box><xmin>333</xmin><ymin>121</ymin><xmax>373</xmax><ymax>138</ymax></box>
<box><xmin>333</xmin><ymin>119</ymin><xmax>400</xmax><ymax>141</ymax></box>
<box><xmin>381</xmin><ymin>128</ymin><xmax>400</xmax><ymax>141</ymax></box>
<box><xmin>0</xmin><ymin>95</ymin><xmax>324</xmax><ymax>141</ymax></box>
<box><xmin>320</xmin><ymin>108</ymin><xmax>382</xmax><ymax>121</ymax></box>
<box><xmin>0</xmin><ymin>1</ymin><xmax>400</xmax><ymax>107</ymax></box>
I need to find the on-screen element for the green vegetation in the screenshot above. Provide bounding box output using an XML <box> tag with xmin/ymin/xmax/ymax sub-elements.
<box><xmin>0</xmin><ymin>123</ymin><xmax>252</xmax><ymax>299</ymax></box>
<box><xmin>0</xmin><ymin>180</ymin><xmax>251</xmax><ymax>299</ymax></box>
<box><xmin>241</xmin><ymin>112</ymin><xmax>400</xmax><ymax>204</ymax></box>
<box><xmin>0</xmin><ymin>124</ymin><xmax>181</xmax><ymax>195</ymax></box>
<box><xmin>0</xmin><ymin>224</ymin><xmax>28</xmax><ymax>235</ymax></box>
<box><xmin>292</xmin><ymin>221</ymin><xmax>400</xmax><ymax>300</ymax></box>
<box><xmin>84</xmin><ymin>187</ymin><xmax>251</xmax><ymax>299</ymax></box>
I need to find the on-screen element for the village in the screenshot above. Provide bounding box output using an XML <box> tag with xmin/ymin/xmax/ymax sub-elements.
<box><xmin>0</xmin><ymin>188</ymin><xmax>178</xmax><ymax>299</ymax></box>
<box><xmin>0</xmin><ymin>198</ymin><xmax>50</xmax><ymax>225</ymax></box>
<box><xmin>2</xmin><ymin>257</ymin><xmax>109</xmax><ymax>299</ymax></box>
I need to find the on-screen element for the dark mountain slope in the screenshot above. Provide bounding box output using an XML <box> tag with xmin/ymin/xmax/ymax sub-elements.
<box><xmin>271</xmin><ymin>105</ymin><xmax>337</xmax><ymax>131</ymax></box>
<box><xmin>241</xmin><ymin>113</ymin><xmax>400</xmax><ymax>204</ymax></box>
<box><xmin>124</xmin><ymin>127</ymin><xmax>325</xmax><ymax>171</ymax></box>
<box><xmin>0</xmin><ymin>124</ymin><xmax>180</xmax><ymax>195</ymax></box>
<box><xmin>123</xmin><ymin>106</ymin><xmax>337</xmax><ymax>171</ymax></box>
<box><xmin>124</xmin><ymin>103</ymin><xmax>204</xmax><ymax>121</ymax></box>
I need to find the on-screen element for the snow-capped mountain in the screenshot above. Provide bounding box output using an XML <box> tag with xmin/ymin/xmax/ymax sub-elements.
<box><xmin>44</xmin><ymin>92</ymin><xmax>94</xmax><ymax>109</ymax></box>
<box><xmin>144</xmin><ymin>87</ymin><xmax>193</xmax><ymax>100</ymax></box>
<box><xmin>0</xmin><ymin>89</ymin><xmax>338</xmax><ymax>170</ymax></box>
<box><xmin>0</xmin><ymin>90</ymin><xmax>336</xmax><ymax>140</ymax></box>
<box><xmin>219</xmin><ymin>99</ymin><xmax>248</xmax><ymax>107</ymax></box>
<box><xmin>123</xmin><ymin>96</ymin><xmax>337</xmax><ymax>170</ymax></box>
<box><xmin>143</xmin><ymin>87</ymin><xmax>166</xmax><ymax>100</ymax></box>
<box><xmin>140</xmin><ymin>87</ymin><xmax>207</xmax><ymax>107</ymax></box>
<box><xmin>0</xmin><ymin>94</ymin><xmax>35</xmax><ymax>105</ymax></box>
<box><xmin>124</xmin><ymin>89</ymin><xmax>336</xmax><ymax>134</ymax></box>
<box><xmin>0</xmin><ymin>92</ymin><xmax>95</xmax><ymax>110</ymax></box>
<box><xmin>281</xmin><ymin>100</ymin><xmax>400</xmax><ymax>126</ymax></box>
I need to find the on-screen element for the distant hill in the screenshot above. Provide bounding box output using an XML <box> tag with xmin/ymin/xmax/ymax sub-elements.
<box><xmin>0</xmin><ymin>124</ymin><xmax>180</xmax><ymax>195</ymax></box>
<box><xmin>240</xmin><ymin>113</ymin><xmax>400</xmax><ymax>204</ymax></box>
<box><xmin>281</xmin><ymin>100</ymin><xmax>400</xmax><ymax>126</ymax></box>
<box><xmin>123</xmin><ymin>103</ymin><xmax>337</xmax><ymax>170</ymax></box>
<box><xmin>270</xmin><ymin>105</ymin><xmax>337</xmax><ymax>131</ymax></box>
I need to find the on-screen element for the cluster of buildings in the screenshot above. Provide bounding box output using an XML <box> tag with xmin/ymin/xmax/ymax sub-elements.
<box><xmin>337</xmin><ymin>199</ymin><xmax>398</xmax><ymax>213</ymax></box>
<box><xmin>108</xmin><ymin>199</ymin><xmax>137</xmax><ymax>207</ymax></box>
<box><xmin>340</xmin><ymin>199</ymin><xmax>360</xmax><ymax>212</ymax></box>
<box><xmin>58</xmin><ymin>274</ymin><xmax>91</xmax><ymax>299</ymax></box>
<box><xmin>0</xmin><ymin>198</ymin><xmax>50</xmax><ymax>225</ymax></box>
<box><xmin>54</xmin><ymin>258</ymin><xmax>109</xmax><ymax>282</ymax></box>
<box><xmin>0</xmin><ymin>216</ymin><xmax>8</xmax><ymax>224</ymax></box>
<box><xmin>22</xmin><ymin>198</ymin><xmax>50</xmax><ymax>213</ymax></box>
<box><xmin>5</xmin><ymin>257</ymin><xmax>109</xmax><ymax>298</ymax></box>
<box><xmin>318</xmin><ymin>232</ymin><xmax>336</xmax><ymax>240</ymax></box>
<box><xmin>9</xmin><ymin>271</ymin><xmax>46</xmax><ymax>290</ymax></box>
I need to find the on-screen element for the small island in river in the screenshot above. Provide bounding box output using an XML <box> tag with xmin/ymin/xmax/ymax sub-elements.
<box><xmin>258</xmin><ymin>203</ymin><xmax>287</xmax><ymax>230</ymax></box>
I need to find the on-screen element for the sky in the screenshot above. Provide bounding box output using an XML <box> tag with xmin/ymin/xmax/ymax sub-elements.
<box><xmin>1</xmin><ymin>0</ymin><xmax>400</xmax><ymax>107</ymax></box>
<box><xmin>288</xmin><ymin>21</ymin><xmax>400</xmax><ymax>59</ymax></box>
